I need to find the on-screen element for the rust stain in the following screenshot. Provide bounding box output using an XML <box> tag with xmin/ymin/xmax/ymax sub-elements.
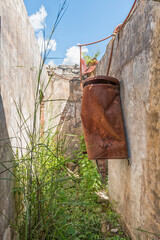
<box><xmin>81</xmin><ymin>75</ymin><xmax>128</xmax><ymax>159</ymax></box>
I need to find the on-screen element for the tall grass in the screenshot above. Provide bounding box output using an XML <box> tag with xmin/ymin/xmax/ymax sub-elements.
<box><xmin>16</xmin><ymin>2</ymin><xmax>69</xmax><ymax>238</ymax></box>
<box><xmin>0</xmin><ymin>1</ymin><xmax>138</xmax><ymax>238</ymax></box>
<box><xmin>0</xmin><ymin>1</ymin><xmax>104</xmax><ymax>239</ymax></box>
<box><xmin>13</xmin><ymin>133</ymin><xmax>102</xmax><ymax>240</ymax></box>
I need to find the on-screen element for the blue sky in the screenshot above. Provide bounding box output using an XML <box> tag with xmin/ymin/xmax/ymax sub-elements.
<box><xmin>23</xmin><ymin>0</ymin><xmax>134</xmax><ymax>66</ymax></box>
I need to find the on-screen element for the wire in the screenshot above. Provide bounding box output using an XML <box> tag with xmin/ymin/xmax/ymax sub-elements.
<box><xmin>78</xmin><ymin>0</ymin><xmax>137</xmax><ymax>47</ymax></box>
<box><xmin>78</xmin><ymin>34</ymin><xmax>113</xmax><ymax>47</ymax></box>
<box><xmin>78</xmin><ymin>0</ymin><xmax>137</xmax><ymax>88</ymax></box>
<box><xmin>46</xmin><ymin>1</ymin><xmax>137</xmax><ymax>87</ymax></box>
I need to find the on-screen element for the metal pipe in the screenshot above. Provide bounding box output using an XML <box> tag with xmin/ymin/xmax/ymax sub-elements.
<box><xmin>78</xmin><ymin>34</ymin><xmax>113</xmax><ymax>47</ymax></box>
<box><xmin>79</xmin><ymin>45</ymin><xmax>83</xmax><ymax>90</ymax></box>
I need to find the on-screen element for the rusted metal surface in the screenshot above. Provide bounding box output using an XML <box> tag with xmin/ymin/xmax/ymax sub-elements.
<box><xmin>81</xmin><ymin>75</ymin><xmax>128</xmax><ymax>160</ymax></box>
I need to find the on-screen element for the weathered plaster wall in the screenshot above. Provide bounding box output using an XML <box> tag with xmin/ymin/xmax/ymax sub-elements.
<box><xmin>59</xmin><ymin>77</ymin><xmax>82</xmax><ymax>154</ymax></box>
<box><xmin>0</xmin><ymin>0</ymin><xmax>47</xmax><ymax>239</ymax></box>
<box><xmin>96</xmin><ymin>0</ymin><xmax>160</xmax><ymax>239</ymax></box>
<box><xmin>46</xmin><ymin>65</ymin><xmax>82</xmax><ymax>152</ymax></box>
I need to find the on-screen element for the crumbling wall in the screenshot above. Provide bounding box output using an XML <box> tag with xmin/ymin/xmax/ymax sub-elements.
<box><xmin>46</xmin><ymin>65</ymin><xmax>82</xmax><ymax>152</ymax></box>
<box><xmin>0</xmin><ymin>0</ymin><xmax>47</xmax><ymax>239</ymax></box>
<box><xmin>96</xmin><ymin>0</ymin><xmax>160</xmax><ymax>239</ymax></box>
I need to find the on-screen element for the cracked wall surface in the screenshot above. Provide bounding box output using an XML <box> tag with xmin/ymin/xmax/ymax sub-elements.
<box><xmin>96</xmin><ymin>0</ymin><xmax>160</xmax><ymax>239</ymax></box>
<box><xmin>0</xmin><ymin>0</ymin><xmax>47</xmax><ymax>239</ymax></box>
<box><xmin>46</xmin><ymin>65</ymin><xmax>82</xmax><ymax>153</ymax></box>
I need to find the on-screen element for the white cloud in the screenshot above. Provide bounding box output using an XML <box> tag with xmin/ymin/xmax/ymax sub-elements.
<box><xmin>29</xmin><ymin>6</ymin><xmax>57</xmax><ymax>53</ymax></box>
<box><xmin>37</xmin><ymin>31</ymin><xmax>57</xmax><ymax>53</ymax></box>
<box><xmin>48</xmin><ymin>60</ymin><xmax>56</xmax><ymax>66</ymax></box>
<box><xmin>63</xmin><ymin>45</ymin><xmax>88</xmax><ymax>65</ymax></box>
<box><xmin>29</xmin><ymin>5</ymin><xmax>47</xmax><ymax>32</ymax></box>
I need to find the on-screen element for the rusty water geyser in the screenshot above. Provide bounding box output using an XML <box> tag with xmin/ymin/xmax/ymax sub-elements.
<box><xmin>81</xmin><ymin>75</ymin><xmax>128</xmax><ymax>160</ymax></box>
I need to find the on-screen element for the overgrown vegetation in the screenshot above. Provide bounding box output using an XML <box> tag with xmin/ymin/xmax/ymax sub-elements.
<box><xmin>12</xmin><ymin>134</ymin><xmax>103</xmax><ymax>239</ymax></box>
<box><xmin>102</xmin><ymin>202</ymin><xmax>130</xmax><ymax>240</ymax></box>
<box><xmin>0</xmin><ymin>1</ymin><xmax>131</xmax><ymax>239</ymax></box>
<box><xmin>12</xmin><ymin>134</ymin><xmax>130</xmax><ymax>240</ymax></box>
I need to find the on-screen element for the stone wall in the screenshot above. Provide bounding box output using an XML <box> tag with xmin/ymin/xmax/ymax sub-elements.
<box><xmin>96</xmin><ymin>0</ymin><xmax>160</xmax><ymax>239</ymax></box>
<box><xmin>46</xmin><ymin>65</ymin><xmax>82</xmax><ymax>153</ymax></box>
<box><xmin>0</xmin><ymin>0</ymin><xmax>47</xmax><ymax>239</ymax></box>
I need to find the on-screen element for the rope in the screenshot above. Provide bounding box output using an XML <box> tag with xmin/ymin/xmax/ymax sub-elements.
<box><xmin>78</xmin><ymin>0</ymin><xmax>137</xmax><ymax>88</ymax></box>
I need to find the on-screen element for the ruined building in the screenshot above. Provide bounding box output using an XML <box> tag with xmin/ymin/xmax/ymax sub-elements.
<box><xmin>0</xmin><ymin>0</ymin><xmax>160</xmax><ymax>239</ymax></box>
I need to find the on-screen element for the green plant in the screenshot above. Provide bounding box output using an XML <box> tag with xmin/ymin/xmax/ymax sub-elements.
<box><xmin>2</xmin><ymin>0</ymin><xmax>104</xmax><ymax>237</ymax></box>
<box><xmin>12</xmin><ymin>132</ymin><xmax>104</xmax><ymax>240</ymax></box>
<box><xmin>77</xmin><ymin>136</ymin><xmax>102</xmax><ymax>192</ymax></box>
<box><xmin>0</xmin><ymin>2</ymin><xmax>131</xmax><ymax>239</ymax></box>
<box><xmin>82</xmin><ymin>49</ymin><xmax>100</xmax><ymax>66</ymax></box>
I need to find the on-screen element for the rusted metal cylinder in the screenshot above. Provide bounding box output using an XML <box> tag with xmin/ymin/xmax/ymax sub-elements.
<box><xmin>81</xmin><ymin>75</ymin><xmax>128</xmax><ymax>160</ymax></box>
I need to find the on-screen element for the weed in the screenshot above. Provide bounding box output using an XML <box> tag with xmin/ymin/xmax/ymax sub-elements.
<box><xmin>82</xmin><ymin>49</ymin><xmax>100</xmax><ymax>66</ymax></box>
<box><xmin>12</xmin><ymin>133</ymin><xmax>103</xmax><ymax>239</ymax></box>
<box><xmin>0</xmin><ymin>1</ymin><xmax>131</xmax><ymax>239</ymax></box>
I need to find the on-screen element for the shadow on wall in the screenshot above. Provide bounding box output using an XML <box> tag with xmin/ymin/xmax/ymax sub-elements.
<box><xmin>58</xmin><ymin>78</ymin><xmax>83</xmax><ymax>156</ymax></box>
<box><xmin>120</xmin><ymin>80</ymin><xmax>131</xmax><ymax>161</ymax></box>
<box><xmin>0</xmin><ymin>94</ymin><xmax>16</xmax><ymax>240</ymax></box>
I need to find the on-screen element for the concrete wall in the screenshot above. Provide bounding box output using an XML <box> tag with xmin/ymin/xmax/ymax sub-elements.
<box><xmin>46</xmin><ymin>65</ymin><xmax>82</xmax><ymax>153</ymax></box>
<box><xmin>96</xmin><ymin>0</ymin><xmax>160</xmax><ymax>239</ymax></box>
<box><xmin>0</xmin><ymin>0</ymin><xmax>47</xmax><ymax>239</ymax></box>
